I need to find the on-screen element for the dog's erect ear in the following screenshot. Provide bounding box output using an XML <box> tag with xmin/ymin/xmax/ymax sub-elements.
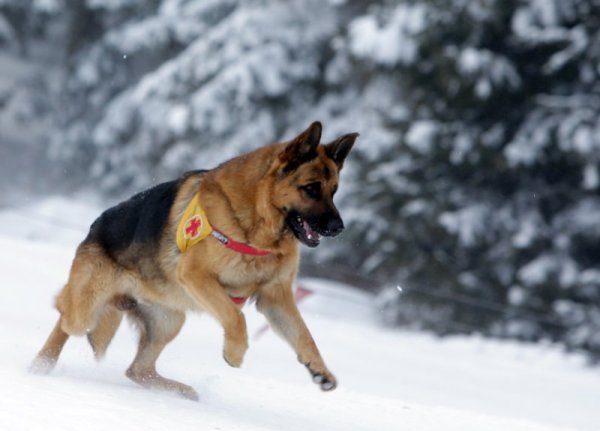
<box><xmin>280</xmin><ymin>121</ymin><xmax>322</xmax><ymax>173</ymax></box>
<box><xmin>324</xmin><ymin>132</ymin><xmax>359</xmax><ymax>169</ymax></box>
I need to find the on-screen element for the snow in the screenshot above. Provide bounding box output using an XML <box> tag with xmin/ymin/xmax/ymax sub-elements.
<box><xmin>504</xmin><ymin>111</ymin><xmax>554</xmax><ymax>166</ymax></box>
<box><xmin>517</xmin><ymin>253</ymin><xmax>578</xmax><ymax>288</ymax></box>
<box><xmin>167</xmin><ymin>104</ymin><xmax>190</xmax><ymax>135</ymax></box>
<box><xmin>349</xmin><ymin>4</ymin><xmax>426</xmax><ymax>66</ymax></box>
<box><xmin>557</xmin><ymin>198</ymin><xmax>600</xmax><ymax>236</ymax></box>
<box><xmin>457</xmin><ymin>47</ymin><xmax>521</xmax><ymax>97</ymax></box>
<box><xmin>512</xmin><ymin>212</ymin><xmax>543</xmax><ymax>249</ymax></box>
<box><xmin>32</xmin><ymin>0</ymin><xmax>61</xmax><ymax>13</ymax></box>
<box><xmin>439</xmin><ymin>205</ymin><xmax>488</xmax><ymax>246</ymax></box>
<box><xmin>0</xmin><ymin>13</ymin><xmax>14</xmax><ymax>43</ymax></box>
<box><xmin>511</xmin><ymin>1</ymin><xmax>568</xmax><ymax>44</ymax></box>
<box><xmin>0</xmin><ymin>197</ymin><xmax>599</xmax><ymax>431</ymax></box>
<box><xmin>405</xmin><ymin>120</ymin><xmax>437</xmax><ymax>154</ymax></box>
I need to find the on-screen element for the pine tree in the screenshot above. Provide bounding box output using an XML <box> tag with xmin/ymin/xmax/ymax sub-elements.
<box><xmin>51</xmin><ymin>0</ymin><xmax>338</xmax><ymax>192</ymax></box>
<box><xmin>328</xmin><ymin>0</ymin><xmax>600</xmax><ymax>356</ymax></box>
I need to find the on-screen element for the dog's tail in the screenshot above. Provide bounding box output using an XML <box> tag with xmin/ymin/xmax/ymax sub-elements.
<box><xmin>87</xmin><ymin>294</ymin><xmax>137</xmax><ymax>360</ymax></box>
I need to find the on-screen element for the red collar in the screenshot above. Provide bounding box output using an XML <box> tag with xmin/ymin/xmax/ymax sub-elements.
<box><xmin>210</xmin><ymin>229</ymin><xmax>272</xmax><ymax>256</ymax></box>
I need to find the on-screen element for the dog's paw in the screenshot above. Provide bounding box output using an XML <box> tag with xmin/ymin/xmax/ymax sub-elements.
<box><xmin>222</xmin><ymin>345</ymin><xmax>246</xmax><ymax>367</ymax></box>
<box><xmin>305</xmin><ymin>364</ymin><xmax>337</xmax><ymax>391</ymax></box>
<box><xmin>177</xmin><ymin>384</ymin><xmax>200</xmax><ymax>402</ymax></box>
<box><xmin>223</xmin><ymin>352</ymin><xmax>242</xmax><ymax>368</ymax></box>
<box><xmin>29</xmin><ymin>355</ymin><xmax>56</xmax><ymax>375</ymax></box>
<box><xmin>223</xmin><ymin>333</ymin><xmax>248</xmax><ymax>368</ymax></box>
<box><xmin>222</xmin><ymin>313</ymin><xmax>248</xmax><ymax>367</ymax></box>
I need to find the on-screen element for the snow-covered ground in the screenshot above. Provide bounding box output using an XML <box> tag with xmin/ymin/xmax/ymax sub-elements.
<box><xmin>0</xmin><ymin>197</ymin><xmax>598</xmax><ymax>431</ymax></box>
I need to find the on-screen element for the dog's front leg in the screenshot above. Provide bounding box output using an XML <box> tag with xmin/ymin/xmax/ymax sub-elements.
<box><xmin>177</xmin><ymin>267</ymin><xmax>248</xmax><ymax>367</ymax></box>
<box><xmin>257</xmin><ymin>282</ymin><xmax>337</xmax><ymax>391</ymax></box>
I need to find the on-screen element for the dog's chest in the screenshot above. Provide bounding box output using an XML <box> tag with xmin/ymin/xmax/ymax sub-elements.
<box><xmin>217</xmin><ymin>255</ymin><xmax>294</xmax><ymax>290</ymax></box>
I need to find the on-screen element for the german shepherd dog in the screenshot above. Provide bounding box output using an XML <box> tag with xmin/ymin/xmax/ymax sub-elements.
<box><xmin>31</xmin><ymin>121</ymin><xmax>358</xmax><ymax>400</ymax></box>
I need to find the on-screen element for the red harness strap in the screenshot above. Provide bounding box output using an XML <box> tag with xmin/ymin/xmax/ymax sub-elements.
<box><xmin>230</xmin><ymin>296</ymin><xmax>247</xmax><ymax>305</ymax></box>
<box><xmin>210</xmin><ymin>228</ymin><xmax>269</xmax><ymax>307</ymax></box>
<box><xmin>211</xmin><ymin>229</ymin><xmax>272</xmax><ymax>257</ymax></box>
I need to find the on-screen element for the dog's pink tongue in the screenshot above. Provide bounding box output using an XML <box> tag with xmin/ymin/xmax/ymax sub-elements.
<box><xmin>302</xmin><ymin>221</ymin><xmax>320</xmax><ymax>240</ymax></box>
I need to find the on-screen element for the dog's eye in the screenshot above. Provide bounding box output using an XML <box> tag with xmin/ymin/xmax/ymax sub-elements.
<box><xmin>301</xmin><ymin>182</ymin><xmax>322</xmax><ymax>200</ymax></box>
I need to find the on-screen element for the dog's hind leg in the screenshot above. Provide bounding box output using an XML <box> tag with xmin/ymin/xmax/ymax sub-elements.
<box><xmin>31</xmin><ymin>246</ymin><xmax>119</xmax><ymax>373</ymax></box>
<box><xmin>87</xmin><ymin>306</ymin><xmax>123</xmax><ymax>360</ymax></box>
<box><xmin>57</xmin><ymin>246</ymin><xmax>119</xmax><ymax>337</ymax></box>
<box><xmin>87</xmin><ymin>294</ymin><xmax>136</xmax><ymax>360</ymax></box>
<box><xmin>30</xmin><ymin>317</ymin><xmax>70</xmax><ymax>374</ymax></box>
<box><xmin>125</xmin><ymin>302</ymin><xmax>197</xmax><ymax>400</ymax></box>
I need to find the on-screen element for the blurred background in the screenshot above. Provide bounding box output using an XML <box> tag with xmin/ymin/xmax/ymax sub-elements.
<box><xmin>1</xmin><ymin>0</ymin><xmax>600</xmax><ymax>362</ymax></box>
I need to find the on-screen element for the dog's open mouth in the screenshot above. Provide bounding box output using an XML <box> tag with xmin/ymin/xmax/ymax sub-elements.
<box><xmin>286</xmin><ymin>211</ymin><xmax>321</xmax><ymax>248</ymax></box>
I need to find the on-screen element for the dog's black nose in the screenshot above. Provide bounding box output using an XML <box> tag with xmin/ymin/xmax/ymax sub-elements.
<box><xmin>326</xmin><ymin>217</ymin><xmax>344</xmax><ymax>236</ymax></box>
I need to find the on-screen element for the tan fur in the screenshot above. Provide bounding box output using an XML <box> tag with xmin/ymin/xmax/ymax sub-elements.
<box><xmin>87</xmin><ymin>306</ymin><xmax>123</xmax><ymax>360</ymax></box>
<box><xmin>32</xmin><ymin>122</ymin><xmax>355</xmax><ymax>398</ymax></box>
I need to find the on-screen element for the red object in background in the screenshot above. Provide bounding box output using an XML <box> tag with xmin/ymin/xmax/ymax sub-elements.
<box><xmin>294</xmin><ymin>285</ymin><xmax>313</xmax><ymax>302</ymax></box>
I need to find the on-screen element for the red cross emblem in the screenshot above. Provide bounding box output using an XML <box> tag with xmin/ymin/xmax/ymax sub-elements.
<box><xmin>184</xmin><ymin>215</ymin><xmax>202</xmax><ymax>239</ymax></box>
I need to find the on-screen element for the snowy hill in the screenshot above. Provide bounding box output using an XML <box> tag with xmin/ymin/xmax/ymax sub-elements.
<box><xmin>0</xmin><ymin>198</ymin><xmax>598</xmax><ymax>431</ymax></box>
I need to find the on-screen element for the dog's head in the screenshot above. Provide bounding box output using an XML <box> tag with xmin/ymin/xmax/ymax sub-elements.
<box><xmin>271</xmin><ymin>121</ymin><xmax>358</xmax><ymax>248</ymax></box>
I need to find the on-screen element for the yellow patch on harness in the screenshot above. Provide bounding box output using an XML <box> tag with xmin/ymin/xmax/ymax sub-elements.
<box><xmin>176</xmin><ymin>193</ymin><xmax>213</xmax><ymax>253</ymax></box>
